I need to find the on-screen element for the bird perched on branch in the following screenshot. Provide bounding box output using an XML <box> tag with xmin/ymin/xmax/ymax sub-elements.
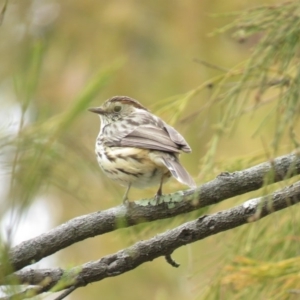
<box><xmin>89</xmin><ymin>96</ymin><xmax>196</xmax><ymax>204</ymax></box>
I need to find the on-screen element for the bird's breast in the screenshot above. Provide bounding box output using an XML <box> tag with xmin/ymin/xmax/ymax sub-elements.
<box><xmin>94</xmin><ymin>142</ymin><xmax>170</xmax><ymax>188</ymax></box>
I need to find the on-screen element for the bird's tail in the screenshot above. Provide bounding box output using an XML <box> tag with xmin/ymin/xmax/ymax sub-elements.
<box><xmin>162</xmin><ymin>156</ymin><xmax>196</xmax><ymax>188</ymax></box>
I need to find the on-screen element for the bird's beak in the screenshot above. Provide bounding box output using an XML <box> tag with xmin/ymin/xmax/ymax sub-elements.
<box><xmin>88</xmin><ymin>107</ymin><xmax>105</xmax><ymax>114</ymax></box>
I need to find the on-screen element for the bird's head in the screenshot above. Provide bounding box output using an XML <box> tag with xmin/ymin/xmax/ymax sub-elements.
<box><xmin>88</xmin><ymin>96</ymin><xmax>148</xmax><ymax>125</ymax></box>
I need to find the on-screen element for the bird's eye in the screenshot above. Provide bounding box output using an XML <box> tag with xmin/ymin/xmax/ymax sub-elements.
<box><xmin>113</xmin><ymin>105</ymin><xmax>122</xmax><ymax>112</ymax></box>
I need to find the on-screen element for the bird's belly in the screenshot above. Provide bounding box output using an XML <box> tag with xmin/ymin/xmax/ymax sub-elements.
<box><xmin>95</xmin><ymin>145</ymin><xmax>170</xmax><ymax>188</ymax></box>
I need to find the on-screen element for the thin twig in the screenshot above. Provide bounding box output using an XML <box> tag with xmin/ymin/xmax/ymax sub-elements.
<box><xmin>193</xmin><ymin>58</ymin><xmax>230</xmax><ymax>72</ymax></box>
<box><xmin>54</xmin><ymin>286</ymin><xmax>77</xmax><ymax>300</ymax></box>
<box><xmin>165</xmin><ymin>252</ymin><xmax>180</xmax><ymax>268</ymax></box>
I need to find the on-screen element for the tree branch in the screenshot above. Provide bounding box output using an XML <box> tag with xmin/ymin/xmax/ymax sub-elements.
<box><xmin>2</xmin><ymin>180</ymin><xmax>300</xmax><ymax>299</ymax></box>
<box><xmin>2</xmin><ymin>152</ymin><xmax>300</xmax><ymax>275</ymax></box>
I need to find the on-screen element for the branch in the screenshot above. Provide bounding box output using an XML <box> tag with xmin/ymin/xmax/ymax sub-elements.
<box><xmin>3</xmin><ymin>152</ymin><xmax>300</xmax><ymax>274</ymax></box>
<box><xmin>3</xmin><ymin>181</ymin><xmax>300</xmax><ymax>299</ymax></box>
<box><xmin>0</xmin><ymin>286</ymin><xmax>44</xmax><ymax>300</ymax></box>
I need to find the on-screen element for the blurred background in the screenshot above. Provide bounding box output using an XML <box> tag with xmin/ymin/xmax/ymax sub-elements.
<box><xmin>1</xmin><ymin>0</ymin><xmax>299</xmax><ymax>299</ymax></box>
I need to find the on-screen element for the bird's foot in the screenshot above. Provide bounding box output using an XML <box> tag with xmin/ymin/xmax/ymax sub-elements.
<box><xmin>122</xmin><ymin>197</ymin><xmax>130</xmax><ymax>206</ymax></box>
<box><xmin>154</xmin><ymin>193</ymin><xmax>161</xmax><ymax>205</ymax></box>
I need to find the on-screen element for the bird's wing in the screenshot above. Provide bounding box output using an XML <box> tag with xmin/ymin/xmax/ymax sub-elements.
<box><xmin>162</xmin><ymin>123</ymin><xmax>191</xmax><ymax>153</ymax></box>
<box><xmin>104</xmin><ymin>111</ymin><xmax>192</xmax><ymax>153</ymax></box>
<box><xmin>118</xmin><ymin>125</ymin><xmax>182</xmax><ymax>153</ymax></box>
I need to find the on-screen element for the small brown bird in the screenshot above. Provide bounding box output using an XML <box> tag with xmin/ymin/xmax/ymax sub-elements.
<box><xmin>89</xmin><ymin>96</ymin><xmax>196</xmax><ymax>204</ymax></box>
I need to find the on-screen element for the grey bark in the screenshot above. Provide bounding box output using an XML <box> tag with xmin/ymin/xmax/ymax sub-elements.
<box><xmin>2</xmin><ymin>181</ymin><xmax>300</xmax><ymax>298</ymax></box>
<box><xmin>5</xmin><ymin>152</ymin><xmax>300</xmax><ymax>274</ymax></box>
<box><xmin>1</xmin><ymin>152</ymin><xmax>300</xmax><ymax>299</ymax></box>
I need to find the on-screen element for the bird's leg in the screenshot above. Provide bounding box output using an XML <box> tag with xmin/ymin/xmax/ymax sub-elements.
<box><xmin>155</xmin><ymin>177</ymin><xmax>164</xmax><ymax>205</ymax></box>
<box><xmin>123</xmin><ymin>183</ymin><xmax>131</xmax><ymax>205</ymax></box>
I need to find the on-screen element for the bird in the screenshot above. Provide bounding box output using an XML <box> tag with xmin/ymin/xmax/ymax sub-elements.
<box><xmin>89</xmin><ymin>96</ymin><xmax>196</xmax><ymax>204</ymax></box>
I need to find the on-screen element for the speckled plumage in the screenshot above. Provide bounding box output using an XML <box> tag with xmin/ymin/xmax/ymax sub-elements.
<box><xmin>89</xmin><ymin>96</ymin><xmax>196</xmax><ymax>204</ymax></box>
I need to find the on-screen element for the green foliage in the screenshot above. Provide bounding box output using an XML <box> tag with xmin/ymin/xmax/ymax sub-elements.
<box><xmin>181</xmin><ymin>1</ymin><xmax>300</xmax><ymax>182</ymax></box>
<box><xmin>214</xmin><ymin>1</ymin><xmax>300</xmax><ymax>147</ymax></box>
<box><xmin>196</xmin><ymin>205</ymin><xmax>300</xmax><ymax>300</ymax></box>
<box><xmin>2</xmin><ymin>43</ymin><xmax>121</xmax><ymax>230</ymax></box>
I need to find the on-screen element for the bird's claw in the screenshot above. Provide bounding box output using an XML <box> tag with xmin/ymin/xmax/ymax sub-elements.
<box><xmin>123</xmin><ymin>197</ymin><xmax>130</xmax><ymax>206</ymax></box>
<box><xmin>154</xmin><ymin>193</ymin><xmax>161</xmax><ymax>205</ymax></box>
